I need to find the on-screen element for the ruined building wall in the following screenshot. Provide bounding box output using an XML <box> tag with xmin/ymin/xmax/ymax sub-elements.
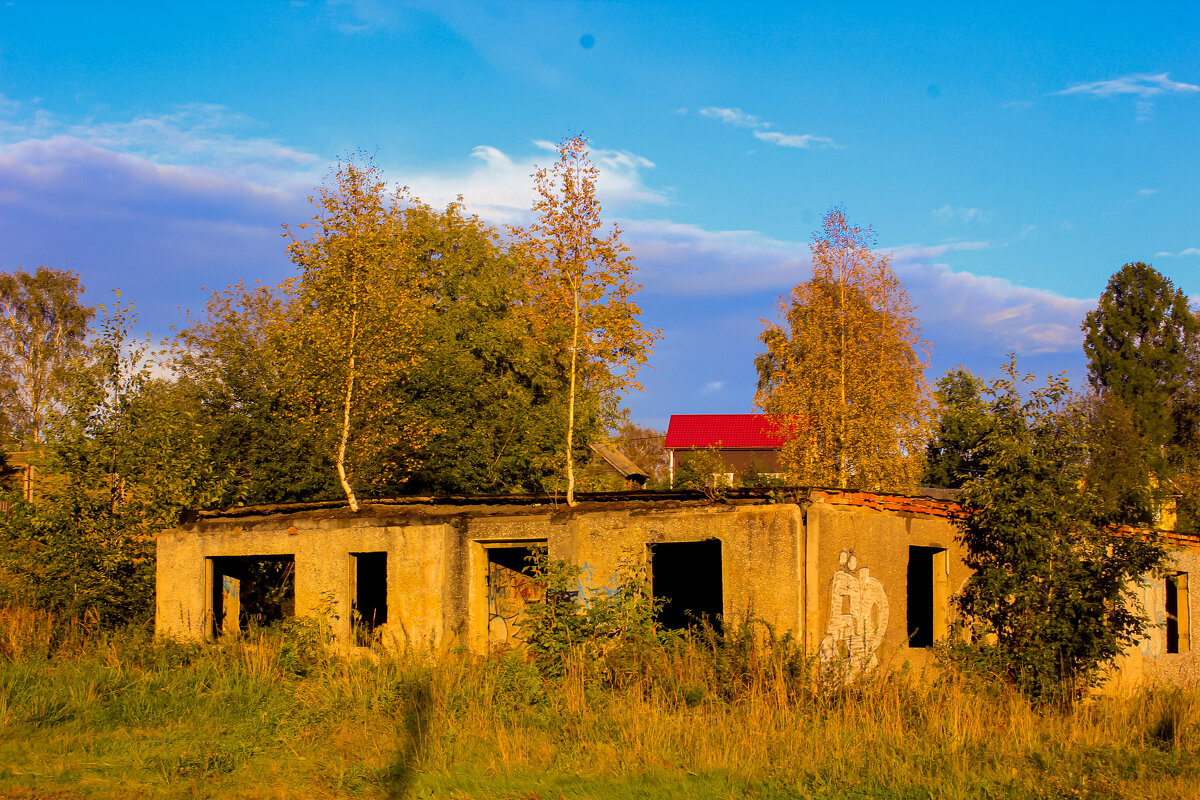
<box><xmin>156</xmin><ymin>492</ymin><xmax>1200</xmax><ymax>686</ymax></box>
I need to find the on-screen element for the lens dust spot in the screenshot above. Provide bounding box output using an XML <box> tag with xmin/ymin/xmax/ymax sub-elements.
<box><xmin>926</xmin><ymin>84</ymin><xmax>941</xmax><ymax>99</ymax></box>
<box><xmin>580</xmin><ymin>34</ymin><xmax>595</xmax><ymax>49</ymax></box>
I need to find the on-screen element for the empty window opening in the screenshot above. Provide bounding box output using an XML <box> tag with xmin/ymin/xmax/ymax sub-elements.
<box><xmin>210</xmin><ymin>555</ymin><xmax>295</xmax><ymax>636</ymax></box>
<box><xmin>351</xmin><ymin>552</ymin><xmax>388</xmax><ymax>645</ymax></box>
<box><xmin>486</xmin><ymin>545</ymin><xmax>543</xmax><ymax>647</ymax></box>
<box><xmin>907</xmin><ymin>546</ymin><xmax>949</xmax><ymax>648</ymax></box>
<box><xmin>1167</xmin><ymin>572</ymin><xmax>1191</xmax><ymax>654</ymax></box>
<box><xmin>651</xmin><ymin>539</ymin><xmax>723</xmax><ymax>632</ymax></box>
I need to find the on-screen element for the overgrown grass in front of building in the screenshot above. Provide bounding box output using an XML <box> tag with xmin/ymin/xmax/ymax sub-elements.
<box><xmin>3</xmin><ymin>603</ymin><xmax>1200</xmax><ymax>799</ymax></box>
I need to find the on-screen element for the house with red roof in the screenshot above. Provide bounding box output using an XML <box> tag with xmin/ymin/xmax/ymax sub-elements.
<box><xmin>664</xmin><ymin>414</ymin><xmax>789</xmax><ymax>487</ymax></box>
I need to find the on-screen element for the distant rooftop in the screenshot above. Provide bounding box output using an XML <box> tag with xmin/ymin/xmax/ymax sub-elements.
<box><xmin>664</xmin><ymin>414</ymin><xmax>790</xmax><ymax>450</ymax></box>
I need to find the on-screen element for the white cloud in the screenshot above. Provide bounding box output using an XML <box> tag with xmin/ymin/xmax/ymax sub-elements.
<box><xmin>1058</xmin><ymin>72</ymin><xmax>1198</xmax><ymax>121</ymax></box>
<box><xmin>701</xmin><ymin>381</ymin><xmax>725</xmax><ymax>394</ymax></box>
<box><xmin>1058</xmin><ymin>72</ymin><xmax>1200</xmax><ymax>99</ymax></box>
<box><xmin>1155</xmin><ymin>248</ymin><xmax>1200</xmax><ymax>258</ymax></box>
<box><xmin>931</xmin><ymin>204</ymin><xmax>993</xmax><ymax>226</ymax></box>
<box><xmin>622</xmin><ymin>216</ymin><xmax>1085</xmax><ymax>356</ymax></box>
<box><xmin>1138</xmin><ymin>188</ymin><xmax>1158</xmax><ymax>196</ymax></box>
<box><xmin>752</xmin><ymin>130</ymin><xmax>839</xmax><ymax>150</ymax></box>
<box><xmin>401</xmin><ymin>140</ymin><xmax>666</xmax><ymax>223</ymax></box>
<box><xmin>699</xmin><ymin>107</ymin><xmax>766</xmax><ymax>128</ymax></box>
<box><xmin>699</xmin><ymin>105</ymin><xmax>841</xmax><ymax>150</ymax></box>
<box><xmin>0</xmin><ymin>102</ymin><xmax>323</xmax><ymax>187</ymax></box>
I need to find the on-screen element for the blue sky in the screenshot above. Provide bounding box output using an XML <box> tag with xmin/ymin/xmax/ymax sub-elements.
<box><xmin>1</xmin><ymin>1</ymin><xmax>1197</xmax><ymax>429</ymax></box>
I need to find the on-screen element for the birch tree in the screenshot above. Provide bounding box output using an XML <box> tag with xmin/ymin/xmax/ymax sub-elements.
<box><xmin>0</xmin><ymin>266</ymin><xmax>94</xmax><ymax>447</ymax></box>
<box><xmin>514</xmin><ymin>135</ymin><xmax>659</xmax><ymax>505</ymax></box>
<box><xmin>284</xmin><ymin>159</ymin><xmax>429</xmax><ymax>510</ymax></box>
<box><xmin>755</xmin><ymin>209</ymin><xmax>932</xmax><ymax>489</ymax></box>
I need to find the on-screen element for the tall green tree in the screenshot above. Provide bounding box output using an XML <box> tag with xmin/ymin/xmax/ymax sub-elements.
<box><xmin>1082</xmin><ymin>262</ymin><xmax>1198</xmax><ymax>515</ymax></box>
<box><xmin>953</xmin><ymin>360</ymin><xmax>1166</xmax><ymax>703</ymax></box>
<box><xmin>922</xmin><ymin>367</ymin><xmax>990</xmax><ymax>489</ymax></box>
<box><xmin>756</xmin><ymin>209</ymin><xmax>933</xmax><ymax>489</ymax></box>
<box><xmin>0</xmin><ymin>266</ymin><xmax>94</xmax><ymax>447</ymax></box>
<box><xmin>391</xmin><ymin>198</ymin><xmax>570</xmax><ymax>494</ymax></box>
<box><xmin>174</xmin><ymin>281</ymin><xmax>339</xmax><ymax>506</ymax></box>
<box><xmin>1</xmin><ymin>298</ymin><xmax>228</xmax><ymax>624</ymax></box>
<box><xmin>513</xmin><ymin>135</ymin><xmax>659</xmax><ymax>505</ymax></box>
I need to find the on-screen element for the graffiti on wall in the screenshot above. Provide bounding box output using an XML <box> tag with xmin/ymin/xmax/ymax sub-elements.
<box><xmin>486</xmin><ymin>554</ymin><xmax>545</xmax><ymax>645</ymax></box>
<box><xmin>819</xmin><ymin>549</ymin><xmax>890</xmax><ymax>674</ymax></box>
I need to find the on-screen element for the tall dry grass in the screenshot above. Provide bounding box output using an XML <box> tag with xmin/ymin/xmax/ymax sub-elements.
<box><xmin>2</xmin><ymin>604</ymin><xmax>1200</xmax><ymax>798</ymax></box>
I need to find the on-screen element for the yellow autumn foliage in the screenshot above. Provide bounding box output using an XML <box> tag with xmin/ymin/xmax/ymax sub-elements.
<box><xmin>756</xmin><ymin>209</ymin><xmax>933</xmax><ymax>490</ymax></box>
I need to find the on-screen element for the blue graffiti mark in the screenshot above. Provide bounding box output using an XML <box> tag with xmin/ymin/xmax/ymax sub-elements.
<box><xmin>222</xmin><ymin>575</ymin><xmax>239</xmax><ymax>600</ymax></box>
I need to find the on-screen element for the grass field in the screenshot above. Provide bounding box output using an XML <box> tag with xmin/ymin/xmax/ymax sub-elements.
<box><xmin>3</xmin><ymin>605</ymin><xmax>1200</xmax><ymax>799</ymax></box>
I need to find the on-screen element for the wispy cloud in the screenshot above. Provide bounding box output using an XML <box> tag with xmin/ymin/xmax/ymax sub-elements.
<box><xmin>1058</xmin><ymin>72</ymin><xmax>1200</xmax><ymax>99</ymax></box>
<box><xmin>697</xmin><ymin>106</ymin><xmax>840</xmax><ymax>150</ymax></box>
<box><xmin>0</xmin><ymin>102</ymin><xmax>323</xmax><ymax>186</ymax></box>
<box><xmin>623</xmin><ymin>216</ymin><xmax>1085</xmax><ymax>356</ymax></box>
<box><xmin>1057</xmin><ymin>72</ymin><xmax>1199</xmax><ymax>121</ymax></box>
<box><xmin>752</xmin><ymin>130</ymin><xmax>838</xmax><ymax>150</ymax></box>
<box><xmin>931</xmin><ymin>204</ymin><xmax>993</xmax><ymax>226</ymax></box>
<box><xmin>1154</xmin><ymin>248</ymin><xmax>1200</xmax><ymax>258</ymax></box>
<box><xmin>403</xmin><ymin>140</ymin><xmax>666</xmax><ymax>223</ymax></box>
<box><xmin>1137</xmin><ymin>188</ymin><xmax>1158</xmax><ymax>196</ymax></box>
<box><xmin>699</xmin><ymin>107</ymin><xmax>764</xmax><ymax>128</ymax></box>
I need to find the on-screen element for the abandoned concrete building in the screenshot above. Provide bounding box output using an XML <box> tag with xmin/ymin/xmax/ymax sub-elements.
<box><xmin>155</xmin><ymin>487</ymin><xmax>1200</xmax><ymax>685</ymax></box>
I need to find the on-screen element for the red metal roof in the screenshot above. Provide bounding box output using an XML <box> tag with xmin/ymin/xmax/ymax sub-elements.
<box><xmin>664</xmin><ymin>414</ymin><xmax>790</xmax><ymax>449</ymax></box>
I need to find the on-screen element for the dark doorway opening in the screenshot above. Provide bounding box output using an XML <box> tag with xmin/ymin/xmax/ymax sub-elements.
<box><xmin>907</xmin><ymin>546</ymin><xmax>941</xmax><ymax>648</ymax></box>
<box><xmin>650</xmin><ymin>539</ymin><xmax>723</xmax><ymax>632</ymax></box>
<box><xmin>210</xmin><ymin>555</ymin><xmax>295</xmax><ymax>636</ymax></box>
<box><xmin>351</xmin><ymin>552</ymin><xmax>388</xmax><ymax>645</ymax></box>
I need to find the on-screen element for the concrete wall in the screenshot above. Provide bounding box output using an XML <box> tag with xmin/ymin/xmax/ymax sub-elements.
<box><xmin>157</xmin><ymin>500</ymin><xmax>807</xmax><ymax>652</ymax></box>
<box><xmin>155</xmin><ymin>492</ymin><xmax>1200</xmax><ymax>686</ymax></box>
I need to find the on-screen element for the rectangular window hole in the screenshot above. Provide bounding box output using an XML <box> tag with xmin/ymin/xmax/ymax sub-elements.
<box><xmin>351</xmin><ymin>552</ymin><xmax>387</xmax><ymax>645</ymax></box>
<box><xmin>210</xmin><ymin>555</ymin><xmax>295</xmax><ymax>636</ymax></box>
<box><xmin>1167</xmin><ymin>572</ymin><xmax>1190</xmax><ymax>654</ymax></box>
<box><xmin>650</xmin><ymin>539</ymin><xmax>723</xmax><ymax>632</ymax></box>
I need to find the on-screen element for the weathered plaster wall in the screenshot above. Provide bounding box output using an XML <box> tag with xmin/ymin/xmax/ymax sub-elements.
<box><xmin>806</xmin><ymin>500</ymin><xmax>968</xmax><ymax>670</ymax></box>
<box><xmin>156</xmin><ymin>516</ymin><xmax>457</xmax><ymax>648</ymax></box>
<box><xmin>155</xmin><ymin>491</ymin><xmax>1200</xmax><ymax>688</ymax></box>
<box><xmin>157</xmin><ymin>500</ymin><xmax>806</xmax><ymax>652</ymax></box>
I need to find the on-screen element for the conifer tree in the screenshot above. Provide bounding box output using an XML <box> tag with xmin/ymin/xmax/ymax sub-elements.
<box><xmin>1082</xmin><ymin>262</ymin><xmax>1198</xmax><ymax>520</ymax></box>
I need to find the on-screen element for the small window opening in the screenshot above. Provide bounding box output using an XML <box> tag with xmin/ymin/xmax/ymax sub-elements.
<box><xmin>907</xmin><ymin>546</ymin><xmax>949</xmax><ymax>648</ymax></box>
<box><xmin>1167</xmin><ymin>572</ymin><xmax>1190</xmax><ymax>654</ymax></box>
<box><xmin>486</xmin><ymin>545</ymin><xmax>543</xmax><ymax>646</ymax></box>
<box><xmin>210</xmin><ymin>555</ymin><xmax>295</xmax><ymax>636</ymax></box>
<box><xmin>650</xmin><ymin>539</ymin><xmax>723</xmax><ymax>632</ymax></box>
<box><xmin>351</xmin><ymin>552</ymin><xmax>388</xmax><ymax>646</ymax></box>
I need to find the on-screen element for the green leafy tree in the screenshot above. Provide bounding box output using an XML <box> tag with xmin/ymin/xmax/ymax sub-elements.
<box><xmin>756</xmin><ymin>209</ymin><xmax>933</xmax><ymax>489</ymax></box>
<box><xmin>0</xmin><ymin>266</ymin><xmax>94</xmax><ymax>447</ymax></box>
<box><xmin>0</xmin><ymin>298</ymin><xmax>229</xmax><ymax>624</ymax></box>
<box><xmin>953</xmin><ymin>360</ymin><xmax>1167</xmax><ymax>703</ymax></box>
<box><xmin>1082</xmin><ymin>262</ymin><xmax>1198</xmax><ymax>517</ymax></box>
<box><xmin>922</xmin><ymin>367</ymin><xmax>990</xmax><ymax>488</ymax></box>
<box><xmin>389</xmin><ymin>199</ymin><xmax>570</xmax><ymax>494</ymax></box>
<box><xmin>175</xmin><ymin>281</ymin><xmax>339</xmax><ymax>505</ymax></box>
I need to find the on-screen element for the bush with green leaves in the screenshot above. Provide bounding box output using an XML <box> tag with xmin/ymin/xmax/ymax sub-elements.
<box><xmin>950</xmin><ymin>359</ymin><xmax>1168</xmax><ymax>704</ymax></box>
<box><xmin>519</xmin><ymin>548</ymin><xmax>662</xmax><ymax>682</ymax></box>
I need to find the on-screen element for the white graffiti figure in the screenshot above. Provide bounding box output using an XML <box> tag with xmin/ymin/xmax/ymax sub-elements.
<box><xmin>819</xmin><ymin>549</ymin><xmax>890</xmax><ymax>674</ymax></box>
